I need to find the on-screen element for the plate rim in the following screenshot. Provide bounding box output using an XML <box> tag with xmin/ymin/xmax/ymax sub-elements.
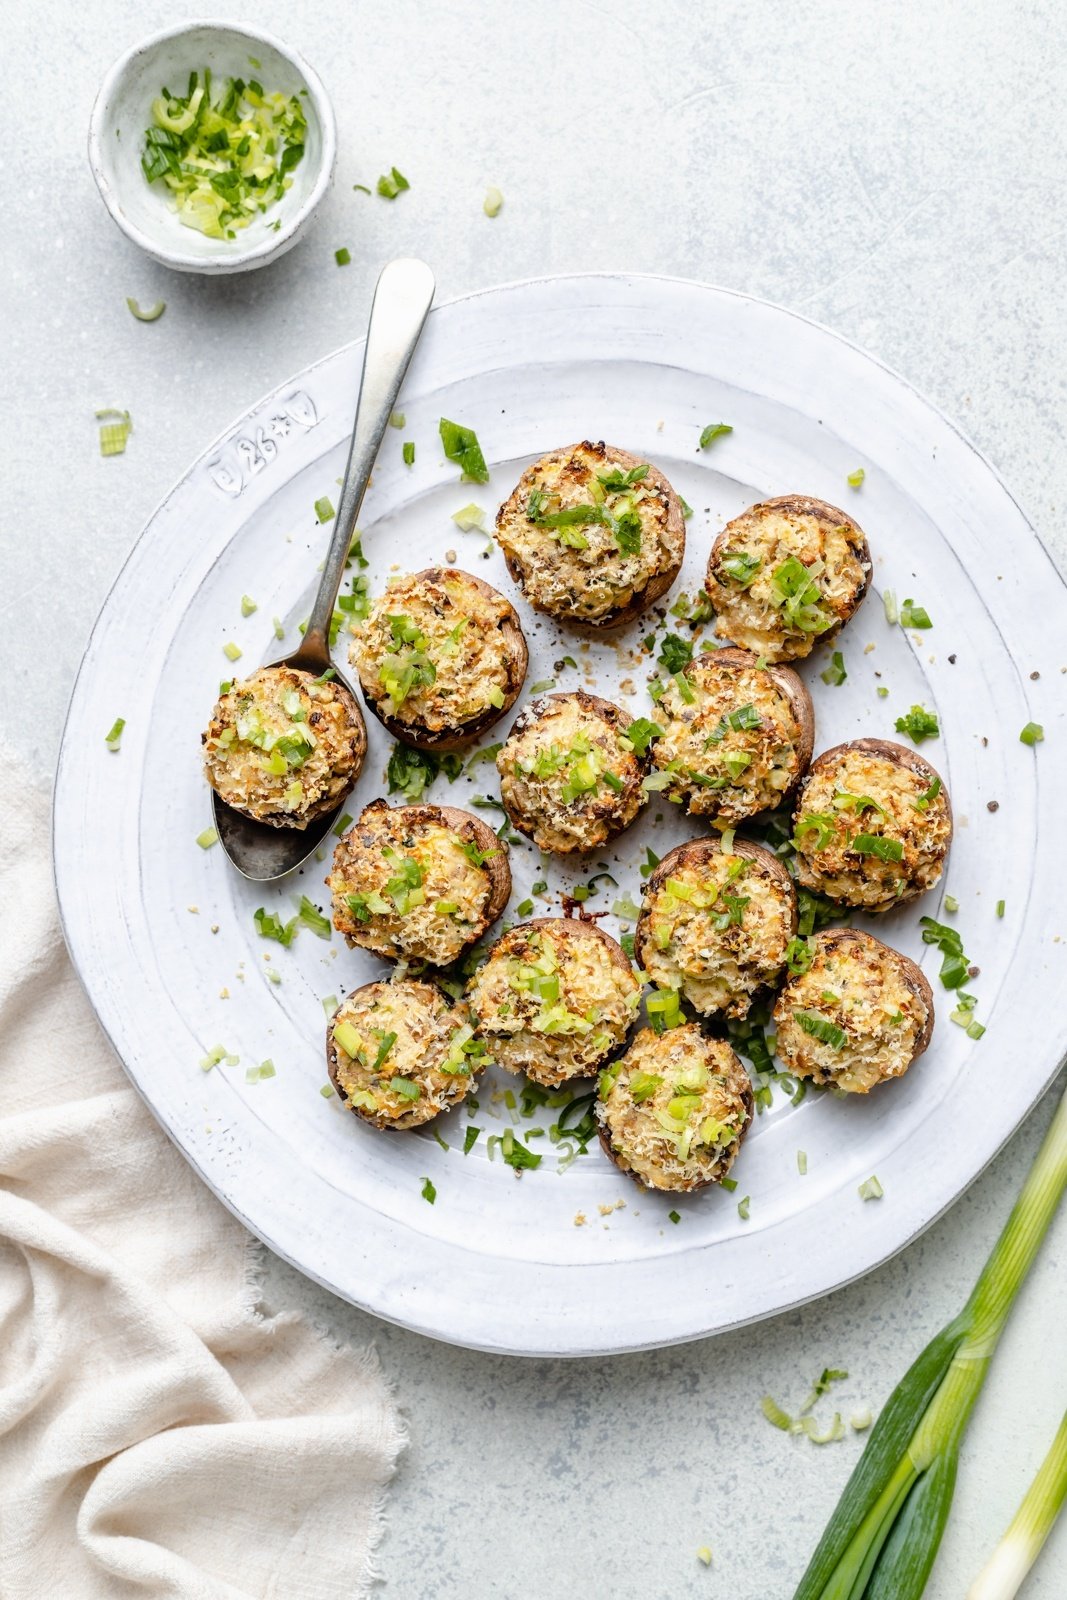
<box><xmin>53</xmin><ymin>270</ymin><xmax>1067</xmax><ymax>1356</ymax></box>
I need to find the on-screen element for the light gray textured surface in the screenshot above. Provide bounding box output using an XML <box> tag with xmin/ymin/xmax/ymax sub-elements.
<box><xmin>5</xmin><ymin>0</ymin><xmax>1067</xmax><ymax>1593</ymax></box>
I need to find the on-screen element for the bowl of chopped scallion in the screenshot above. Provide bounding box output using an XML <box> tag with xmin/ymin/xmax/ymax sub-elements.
<box><xmin>88</xmin><ymin>21</ymin><xmax>336</xmax><ymax>273</ymax></box>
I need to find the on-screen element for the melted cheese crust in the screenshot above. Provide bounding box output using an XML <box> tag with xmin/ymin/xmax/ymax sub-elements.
<box><xmin>597</xmin><ymin>1026</ymin><xmax>751</xmax><ymax>1191</ymax></box>
<box><xmin>330</xmin><ymin>982</ymin><xmax>482</xmax><ymax>1128</ymax></box>
<box><xmin>349</xmin><ymin>569</ymin><xmax>518</xmax><ymax>733</ymax></box>
<box><xmin>203</xmin><ymin>666</ymin><xmax>363</xmax><ymax>825</ymax></box>
<box><xmin>638</xmin><ymin>850</ymin><xmax>794</xmax><ymax>1018</ymax></box>
<box><xmin>495</xmin><ymin>442</ymin><xmax>682</xmax><ymax>623</ymax></box>
<box><xmin>652</xmin><ymin>655</ymin><xmax>807</xmax><ymax>822</ymax></box>
<box><xmin>467</xmin><ymin>922</ymin><xmax>640</xmax><ymax>1086</ymax></box>
<box><xmin>498</xmin><ymin>695</ymin><xmax>644</xmax><ymax>853</ymax></box>
<box><xmin>329</xmin><ymin>803</ymin><xmax>496</xmax><ymax>966</ymax></box>
<box><xmin>793</xmin><ymin>747</ymin><xmax>951</xmax><ymax>910</ymax></box>
<box><xmin>773</xmin><ymin>933</ymin><xmax>929</xmax><ymax>1093</ymax></box>
<box><xmin>708</xmin><ymin>501</ymin><xmax>869</xmax><ymax>662</ymax></box>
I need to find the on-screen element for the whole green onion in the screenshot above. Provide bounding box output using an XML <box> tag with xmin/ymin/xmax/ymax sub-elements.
<box><xmin>968</xmin><ymin>1407</ymin><xmax>1067</xmax><ymax>1598</ymax></box>
<box><xmin>794</xmin><ymin>1081</ymin><xmax>1067</xmax><ymax>1600</ymax></box>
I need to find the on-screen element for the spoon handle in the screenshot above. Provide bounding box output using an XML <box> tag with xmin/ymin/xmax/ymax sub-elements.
<box><xmin>301</xmin><ymin>258</ymin><xmax>436</xmax><ymax>660</ymax></box>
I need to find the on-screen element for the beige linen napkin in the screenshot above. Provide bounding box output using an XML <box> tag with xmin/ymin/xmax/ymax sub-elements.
<box><xmin>0</xmin><ymin>768</ymin><xmax>405</xmax><ymax>1599</ymax></box>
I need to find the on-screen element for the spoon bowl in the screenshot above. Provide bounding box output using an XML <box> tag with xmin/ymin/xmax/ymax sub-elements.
<box><xmin>208</xmin><ymin>257</ymin><xmax>436</xmax><ymax>881</ymax></box>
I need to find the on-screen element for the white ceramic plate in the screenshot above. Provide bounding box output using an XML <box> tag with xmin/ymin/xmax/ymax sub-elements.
<box><xmin>54</xmin><ymin>274</ymin><xmax>1067</xmax><ymax>1357</ymax></box>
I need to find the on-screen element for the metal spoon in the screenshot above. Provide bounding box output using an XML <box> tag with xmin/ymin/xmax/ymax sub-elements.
<box><xmin>212</xmin><ymin>256</ymin><xmax>436</xmax><ymax>881</ymax></box>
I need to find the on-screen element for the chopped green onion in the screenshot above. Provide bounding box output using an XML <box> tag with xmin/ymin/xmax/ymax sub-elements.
<box><xmin>679</xmin><ymin>496</ymin><xmax>694</xmax><ymax>519</ymax></box>
<box><xmin>877</xmin><ymin>685</ymin><xmax>889</xmax><ymax>698</ymax></box>
<box><xmin>196</xmin><ymin>826</ymin><xmax>219</xmax><ymax>849</ymax></box>
<box><xmin>761</xmin><ymin>1394</ymin><xmax>794</xmax><ymax>1431</ymax></box>
<box><xmin>668</xmin><ymin>1210</ymin><xmax>681</xmax><ymax>1224</ymax></box>
<box><xmin>821</xmin><ymin>650</ymin><xmax>847</xmax><ymax>687</ymax></box>
<box><xmin>333</xmin><ymin>811</ymin><xmax>354</xmax><ymax>837</ymax></box>
<box><xmin>882</xmin><ymin>589</ymin><xmax>898</xmax><ymax>625</ymax></box>
<box><xmin>240</xmin><ymin>594</ymin><xmax>257</xmax><ymax>617</ymax></box>
<box><xmin>388</xmin><ymin>410</ymin><xmax>405</xmax><ymax>429</ymax></box>
<box><xmin>335</xmin><ymin>247</ymin><xmax>351</xmax><ymax>266</ymax></box>
<box><xmin>894</xmin><ymin>704</ymin><xmax>940</xmax><ymax>744</ymax></box>
<box><xmin>847</xmin><ymin>468</ymin><xmax>865</xmax><ymax>488</ymax></box>
<box><xmin>697</xmin><ymin>1547</ymin><xmax>713</xmax><ymax>1567</ymax></box>
<box><xmin>996</xmin><ymin>899</ymin><xmax>1006</xmax><ymax>918</ymax></box>
<box><xmin>483</xmin><ymin>186</ymin><xmax>504</xmax><ymax>217</ymax></box>
<box><xmin>852</xmin><ymin>833</ymin><xmax>904</xmax><ymax>863</ymax></box>
<box><xmin>104</xmin><ymin>717</ymin><xmax>126</xmax><ymax>751</ymax></box>
<box><xmin>900</xmin><ymin>597</ymin><xmax>933</xmax><ymax>629</ymax></box>
<box><xmin>126</xmin><ymin>297</ymin><xmax>166</xmax><ymax>321</ymax></box>
<box><xmin>737</xmin><ymin>1195</ymin><xmax>751</xmax><ymax>1220</ymax></box>
<box><xmin>353</xmin><ymin>182</ymin><xmax>372</xmax><ymax>195</ymax></box>
<box><xmin>314</xmin><ymin>495</ymin><xmax>335</xmax><ymax>523</ymax></box>
<box><xmin>403</xmin><ymin>441</ymin><xmax>415</xmax><ymax>466</ymax></box>
<box><xmin>97</xmin><ymin>407</ymin><xmax>133</xmax><ymax>457</ymax></box>
<box><xmin>440</xmin><ymin>418</ymin><xmax>489</xmax><ymax>484</ymax></box>
<box><xmin>858</xmin><ymin>1175</ymin><xmax>884</xmax><ymax>1201</ymax></box>
<box><xmin>246</xmin><ymin>1059</ymin><xmax>277</xmax><ymax>1083</ymax></box>
<box><xmin>516</xmin><ymin>899</ymin><xmax>534</xmax><ymax>917</ymax></box>
<box><xmin>377</xmin><ymin>166</ymin><xmax>410</xmax><ymax>199</ymax></box>
<box><xmin>528</xmin><ymin>678</ymin><xmax>556</xmax><ymax>694</ymax></box>
<box><xmin>1020</xmin><ymin>721</ymin><xmax>1045</xmax><ymax>746</ymax></box>
<box><xmin>223</xmin><ymin>641</ymin><xmax>242</xmax><ymax>662</ymax></box>
<box><xmin>944</xmin><ymin>894</ymin><xmax>960</xmax><ymax>913</ymax></box>
<box><xmin>798</xmin><ymin>1150</ymin><xmax>808</xmax><ymax>1175</ymax></box>
<box><xmin>272</xmin><ymin>616</ymin><xmax>285</xmax><ymax>639</ymax></box>
<box><xmin>699</xmin><ymin>422</ymin><xmax>733</xmax><ymax>448</ymax></box>
<box><xmin>463</xmin><ymin>1126</ymin><xmax>481</xmax><ymax>1154</ymax></box>
<box><xmin>420</xmin><ymin>1176</ymin><xmax>436</xmax><ymax>1204</ymax></box>
<box><xmin>254</xmin><ymin>906</ymin><xmax>299</xmax><ymax>946</ymax></box>
<box><xmin>319</xmin><ymin>1083</ymin><xmax>335</xmax><ymax>1098</ymax></box>
<box><xmin>297</xmin><ymin>896</ymin><xmax>331</xmax><ymax>940</ymax></box>
<box><xmin>795</xmin><ymin>1010</ymin><xmax>847</xmax><ymax>1049</ymax></box>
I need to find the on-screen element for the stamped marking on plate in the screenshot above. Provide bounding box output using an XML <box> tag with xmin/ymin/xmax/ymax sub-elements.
<box><xmin>208</xmin><ymin>390</ymin><xmax>321</xmax><ymax>498</ymax></box>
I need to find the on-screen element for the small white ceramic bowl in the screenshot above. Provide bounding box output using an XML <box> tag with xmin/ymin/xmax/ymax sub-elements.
<box><xmin>88</xmin><ymin>20</ymin><xmax>336</xmax><ymax>274</ymax></box>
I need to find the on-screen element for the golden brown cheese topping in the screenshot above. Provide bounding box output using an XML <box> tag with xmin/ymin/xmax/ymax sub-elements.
<box><xmin>597</xmin><ymin>1026</ymin><xmax>751</xmax><ymax>1191</ymax></box>
<box><xmin>498</xmin><ymin>694</ymin><xmax>645</xmax><ymax>853</ymax></box>
<box><xmin>467</xmin><ymin>922</ymin><xmax>640</xmax><ymax>1086</ymax></box>
<box><xmin>793</xmin><ymin>746</ymin><xmax>951</xmax><ymax>910</ymax></box>
<box><xmin>495</xmin><ymin>442</ymin><xmax>682</xmax><ymax>623</ymax></box>
<box><xmin>329</xmin><ymin>981</ymin><xmax>485</xmax><ymax>1128</ymax></box>
<box><xmin>349</xmin><ymin>569</ymin><xmax>517</xmax><ymax>733</ymax></box>
<box><xmin>708</xmin><ymin>499</ymin><xmax>870</xmax><ymax>662</ymax></box>
<box><xmin>203</xmin><ymin>665</ymin><xmax>364</xmax><ymax>825</ymax></box>
<box><xmin>773</xmin><ymin>932</ymin><xmax>930</xmax><ymax>1094</ymax></box>
<box><xmin>651</xmin><ymin>656</ymin><xmax>807</xmax><ymax>822</ymax></box>
<box><xmin>638</xmin><ymin>851</ymin><xmax>794</xmax><ymax>1018</ymax></box>
<box><xmin>329</xmin><ymin>802</ymin><xmax>497</xmax><ymax>966</ymax></box>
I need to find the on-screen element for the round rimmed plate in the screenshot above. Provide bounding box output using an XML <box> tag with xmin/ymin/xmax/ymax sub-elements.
<box><xmin>54</xmin><ymin>274</ymin><xmax>1067</xmax><ymax>1357</ymax></box>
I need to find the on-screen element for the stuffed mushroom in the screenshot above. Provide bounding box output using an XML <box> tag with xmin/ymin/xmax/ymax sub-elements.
<box><xmin>327</xmin><ymin>979</ymin><xmax>486</xmax><ymax>1128</ymax></box>
<box><xmin>648</xmin><ymin>646</ymin><xmax>814</xmax><ymax>823</ymax></box>
<box><xmin>202</xmin><ymin>665</ymin><xmax>366</xmax><ymax>828</ymax></box>
<box><xmin>467</xmin><ymin>916</ymin><xmax>640</xmax><ymax>1087</ymax></box>
<box><xmin>596</xmin><ymin>1025</ymin><xmax>752</xmax><ymax>1192</ymax></box>
<box><xmin>634</xmin><ymin>837</ymin><xmax>797</xmax><ymax>1019</ymax></box>
<box><xmin>495</xmin><ymin>440</ymin><xmax>685</xmax><ymax>627</ymax></box>
<box><xmin>792</xmin><ymin>738</ymin><xmax>952</xmax><ymax>911</ymax></box>
<box><xmin>497</xmin><ymin>691</ymin><xmax>649</xmax><ymax>854</ymax></box>
<box><xmin>348</xmin><ymin>567</ymin><xmax>528</xmax><ymax>751</ymax></box>
<box><xmin>773</xmin><ymin>928</ymin><xmax>934</xmax><ymax>1094</ymax></box>
<box><xmin>328</xmin><ymin>799</ymin><xmax>510</xmax><ymax>966</ymax></box>
<box><xmin>706</xmin><ymin>495</ymin><xmax>872</xmax><ymax>662</ymax></box>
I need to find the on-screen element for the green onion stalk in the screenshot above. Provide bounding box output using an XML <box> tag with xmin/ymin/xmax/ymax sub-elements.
<box><xmin>794</xmin><ymin>1080</ymin><xmax>1067</xmax><ymax>1600</ymax></box>
<box><xmin>967</xmin><ymin>1406</ymin><xmax>1067</xmax><ymax>1598</ymax></box>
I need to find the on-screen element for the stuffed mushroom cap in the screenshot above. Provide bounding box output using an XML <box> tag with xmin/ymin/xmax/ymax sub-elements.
<box><xmin>497</xmin><ymin>691</ymin><xmax>649</xmax><ymax>854</ymax></box>
<box><xmin>466</xmin><ymin>916</ymin><xmax>641</xmax><ymax>1087</ymax></box>
<box><xmin>348</xmin><ymin>567</ymin><xmax>528</xmax><ymax>751</ymax></box>
<box><xmin>328</xmin><ymin>799</ymin><xmax>511</xmax><ymax>967</ymax></box>
<box><xmin>773</xmin><ymin>928</ymin><xmax>934</xmax><ymax>1095</ymax></box>
<box><xmin>634</xmin><ymin>836</ymin><xmax>797</xmax><ymax>1019</ymax></box>
<box><xmin>706</xmin><ymin>495</ymin><xmax>872</xmax><ymax>662</ymax></box>
<box><xmin>792</xmin><ymin>738</ymin><xmax>952</xmax><ymax>911</ymax></box>
<box><xmin>495</xmin><ymin>441</ymin><xmax>685</xmax><ymax>627</ymax></box>
<box><xmin>649</xmin><ymin>646</ymin><xmax>814</xmax><ymax>822</ymax></box>
<box><xmin>202</xmin><ymin>665</ymin><xmax>366</xmax><ymax>828</ymax></box>
<box><xmin>327</xmin><ymin>979</ymin><xmax>487</xmax><ymax>1128</ymax></box>
<box><xmin>596</xmin><ymin>1025</ymin><xmax>753</xmax><ymax>1192</ymax></box>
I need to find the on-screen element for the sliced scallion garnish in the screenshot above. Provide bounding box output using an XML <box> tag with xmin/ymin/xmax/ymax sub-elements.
<box><xmin>126</xmin><ymin>297</ymin><xmax>166</xmax><ymax>321</ymax></box>
<box><xmin>335</xmin><ymin>247</ymin><xmax>351</xmax><ymax>266</ymax></box>
<box><xmin>699</xmin><ymin>422</ymin><xmax>733</xmax><ymax>448</ymax></box>
<box><xmin>196</xmin><ymin>826</ymin><xmax>218</xmax><ymax>849</ymax></box>
<box><xmin>847</xmin><ymin>467</ymin><xmax>865</xmax><ymax>488</ymax></box>
<box><xmin>104</xmin><ymin>717</ymin><xmax>126</xmax><ymax>751</ymax></box>
<box><xmin>483</xmin><ymin>186</ymin><xmax>504</xmax><ymax>217</ymax></box>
